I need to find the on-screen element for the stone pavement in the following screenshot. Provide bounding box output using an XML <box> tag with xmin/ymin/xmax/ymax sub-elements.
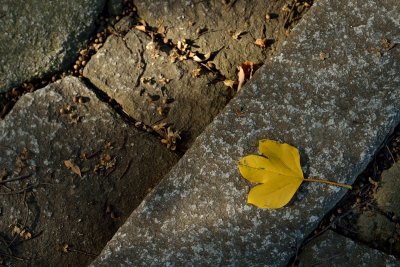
<box><xmin>298</xmin><ymin>230</ymin><xmax>399</xmax><ymax>267</ymax></box>
<box><xmin>0</xmin><ymin>0</ymin><xmax>105</xmax><ymax>93</ymax></box>
<box><xmin>0</xmin><ymin>0</ymin><xmax>399</xmax><ymax>266</ymax></box>
<box><xmin>90</xmin><ymin>0</ymin><xmax>400</xmax><ymax>266</ymax></box>
<box><xmin>0</xmin><ymin>77</ymin><xmax>179</xmax><ymax>266</ymax></box>
<box><xmin>1</xmin><ymin>0</ymin><xmax>307</xmax><ymax>265</ymax></box>
<box><xmin>82</xmin><ymin>29</ymin><xmax>230</xmax><ymax>149</ymax></box>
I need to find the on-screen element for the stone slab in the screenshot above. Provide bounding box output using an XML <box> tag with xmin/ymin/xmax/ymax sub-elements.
<box><xmin>134</xmin><ymin>0</ymin><xmax>308</xmax><ymax>79</ymax></box>
<box><xmin>0</xmin><ymin>0</ymin><xmax>105</xmax><ymax>93</ymax></box>
<box><xmin>91</xmin><ymin>0</ymin><xmax>400</xmax><ymax>266</ymax></box>
<box><xmin>83</xmin><ymin>29</ymin><xmax>230</xmax><ymax>149</ymax></box>
<box><xmin>357</xmin><ymin>162</ymin><xmax>400</xmax><ymax>251</ymax></box>
<box><xmin>0</xmin><ymin>77</ymin><xmax>179</xmax><ymax>266</ymax></box>
<box><xmin>297</xmin><ymin>230</ymin><xmax>399</xmax><ymax>267</ymax></box>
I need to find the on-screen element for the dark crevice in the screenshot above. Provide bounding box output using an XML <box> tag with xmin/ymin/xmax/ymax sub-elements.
<box><xmin>0</xmin><ymin>0</ymin><xmax>138</xmax><ymax>119</ymax></box>
<box><xmin>1</xmin><ymin>0</ymin><xmax>315</xmax><ymax>150</ymax></box>
<box><xmin>288</xmin><ymin>122</ymin><xmax>400</xmax><ymax>266</ymax></box>
<box><xmin>79</xmin><ymin>77</ymin><xmax>183</xmax><ymax>156</ymax></box>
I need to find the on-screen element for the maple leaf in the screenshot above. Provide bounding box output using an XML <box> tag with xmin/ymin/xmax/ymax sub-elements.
<box><xmin>238</xmin><ymin>139</ymin><xmax>352</xmax><ymax>209</ymax></box>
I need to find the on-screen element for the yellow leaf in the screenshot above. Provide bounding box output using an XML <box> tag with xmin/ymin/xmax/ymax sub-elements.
<box><xmin>248</xmin><ymin>177</ymin><xmax>302</xmax><ymax>209</ymax></box>
<box><xmin>238</xmin><ymin>139</ymin><xmax>353</xmax><ymax>208</ymax></box>
<box><xmin>258</xmin><ymin>139</ymin><xmax>303</xmax><ymax>178</ymax></box>
<box><xmin>238</xmin><ymin>139</ymin><xmax>304</xmax><ymax>209</ymax></box>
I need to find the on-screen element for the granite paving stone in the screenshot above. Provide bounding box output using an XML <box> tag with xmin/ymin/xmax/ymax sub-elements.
<box><xmin>0</xmin><ymin>76</ymin><xmax>179</xmax><ymax>266</ymax></box>
<box><xmin>297</xmin><ymin>230</ymin><xmax>400</xmax><ymax>267</ymax></box>
<box><xmin>91</xmin><ymin>0</ymin><xmax>400</xmax><ymax>265</ymax></box>
<box><xmin>0</xmin><ymin>0</ymin><xmax>105</xmax><ymax>93</ymax></box>
<box><xmin>357</xmin><ymin>162</ymin><xmax>400</xmax><ymax>252</ymax></box>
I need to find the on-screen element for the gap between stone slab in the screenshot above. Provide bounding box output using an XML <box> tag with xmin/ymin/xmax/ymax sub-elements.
<box><xmin>80</xmin><ymin>77</ymin><xmax>184</xmax><ymax>155</ymax></box>
<box><xmin>0</xmin><ymin>1</ymin><xmax>185</xmax><ymax>153</ymax></box>
<box><xmin>0</xmin><ymin>0</ymin><xmax>137</xmax><ymax>119</ymax></box>
<box><xmin>288</xmin><ymin>122</ymin><xmax>400</xmax><ymax>266</ymax></box>
<box><xmin>1</xmin><ymin>0</ymin><xmax>311</xmax><ymax>152</ymax></box>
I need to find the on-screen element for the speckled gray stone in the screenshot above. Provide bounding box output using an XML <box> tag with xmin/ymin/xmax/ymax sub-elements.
<box><xmin>0</xmin><ymin>0</ymin><xmax>105</xmax><ymax>93</ymax></box>
<box><xmin>91</xmin><ymin>0</ymin><xmax>400</xmax><ymax>266</ymax></box>
<box><xmin>298</xmin><ymin>230</ymin><xmax>399</xmax><ymax>267</ymax></box>
<box><xmin>83</xmin><ymin>29</ymin><xmax>230</xmax><ymax>149</ymax></box>
<box><xmin>107</xmin><ymin>0</ymin><xmax>124</xmax><ymax>16</ymax></box>
<box><xmin>0</xmin><ymin>77</ymin><xmax>178</xmax><ymax>266</ymax></box>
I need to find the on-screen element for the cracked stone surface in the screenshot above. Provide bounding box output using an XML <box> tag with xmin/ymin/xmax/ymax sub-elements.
<box><xmin>297</xmin><ymin>230</ymin><xmax>399</xmax><ymax>266</ymax></box>
<box><xmin>91</xmin><ymin>0</ymin><xmax>400</xmax><ymax>265</ymax></box>
<box><xmin>0</xmin><ymin>76</ymin><xmax>178</xmax><ymax>266</ymax></box>
<box><xmin>134</xmin><ymin>0</ymin><xmax>304</xmax><ymax>79</ymax></box>
<box><xmin>83</xmin><ymin>29</ymin><xmax>230</xmax><ymax>148</ymax></box>
<box><xmin>0</xmin><ymin>0</ymin><xmax>105</xmax><ymax>93</ymax></box>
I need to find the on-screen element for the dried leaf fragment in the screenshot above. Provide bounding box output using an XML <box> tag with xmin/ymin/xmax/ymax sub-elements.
<box><xmin>161</xmin><ymin>127</ymin><xmax>181</xmax><ymax>151</ymax></box>
<box><xmin>135</xmin><ymin>19</ymin><xmax>148</xmax><ymax>32</ymax></box>
<box><xmin>93</xmin><ymin>43</ymin><xmax>103</xmax><ymax>51</ymax></box>
<box><xmin>191</xmin><ymin>68</ymin><xmax>202</xmax><ymax>78</ymax></box>
<box><xmin>231</xmin><ymin>31</ymin><xmax>244</xmax><ymax>40</ymax></box>
<box><xmin>61</xmin><ymin>243</ymin><xmax>71</xmax><ymax>253</ymax></box>
<box><xmin>282</xmin><ymin>4</ymin><xmax>290</xmax><ymax>12</ymax></box>
<box><xmin>223</xmin><ymin>79</ymin><xmax>236</xmax><ymax>89</ymax></box>
<box><xmin>157</xmin><ymin>24</ymin><xmax>167</xmax><ymax>36</ymax></box>
<box><xmin>237</xmin><ymin>61</ymin><xmax>257</xmax><ymax>92</ymax></box>
<box><xmin>255</xmin><ymin>38</ymin><xmax>266</xmax><ymax>48</ymax></box>
<box><xmin>94</xmin><ymin>154</ymin><xmax>116</xmax><ymax>173</ymax></box>
<box><xmin>319</xmin><ymin>52</ymin><xmax>330</xmax><ymax>60</ymax></box>
<box><xmin>64</xmin><ymin>160</ymin><xmax>82</xmax><ymax>177</ymax></box>
<box><xmin>237</xmin><ymin>67</ymin><xmax>245</xmax><ymax>92</ymax></box>
<box><xmin>10</xmin><ymin>224</ymin><xmax>32</xmax><ymax>240</ymax></box>
<box><xmin>158</xmin><ymin>75</ymin><xmax>171</xmax><ymax>85</ymax></box>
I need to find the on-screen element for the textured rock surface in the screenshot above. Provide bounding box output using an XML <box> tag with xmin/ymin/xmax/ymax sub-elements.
<box><xmin>83</xmin><ymin>30</ymin><xmax>230</xmax><ymax>148</ymax></box>
<box><xmin>106</xmin><ymin>0</ymin><xmax>124</xmax><ymax>16</ymax></box>
<box><xmin>134</xmin><ymin>0</ymin><xmax>299</xmax><ymax>79</ymax></box>
<box><xmin>298</xmin><ymin>230</ymin><xmax>399</xmax><ymax>266</ymax></box>
<box><xmin>0</xmin><ymin>0</ymin><xmax>105</xmax><ymax>93</ymax></box>
<box><xmin>357</xmin><ymin>162</ymin><xmax>400</xmax><ymax>251</ymax></box>
<box><xmin>0</xmin><ymin>77</ymin><xmax>178</xmax><ymax>266</ymax></box>
<box><xmin>91</xmin><ymin>0</ymin><xmax>400</xmax><ymax>266</ymax></box>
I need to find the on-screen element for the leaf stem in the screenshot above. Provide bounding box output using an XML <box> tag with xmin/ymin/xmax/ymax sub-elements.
<box><xmin>303</xmin><ymin>177</ymin><xmax>352</xmax><ymax>190</ymax></box>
